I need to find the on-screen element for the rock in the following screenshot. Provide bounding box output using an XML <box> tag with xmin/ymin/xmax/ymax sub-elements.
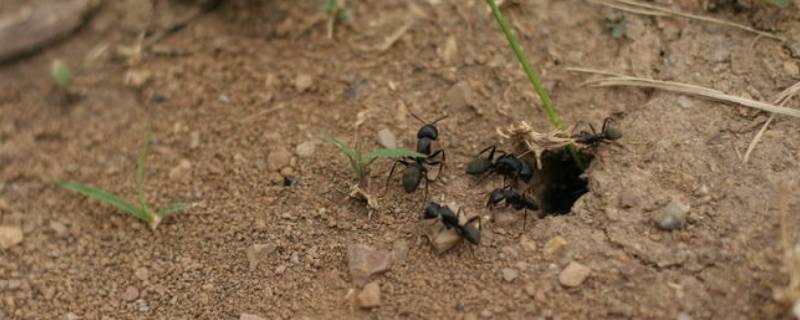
<box><xmin>618</xmin><ymin>193</ymin><xmax>639</xmax><ymax>209</ymax></box>
<box><xmin>134</xmin><ymin>267</ymin><xmax>149</xmax><ymax>281</ymax></box>
<box><xmin>543</xmin><ymin>236</ymin><xmax>568</xmax><ymax>257</ymax></box>
<box><xmin>432</xmin><ymin>227</ymin><xmax>462</xmax><ymax>254</ymax></box>
<box><xmin>64</xmin><ymin>312</ymin><xmax>80</xmax><ymax>320</ymax></box>
<box><xmin>240</xmin><ymin>314</ymin><xmax>266</xmax><ymax>320</ymax></box>
<box><xmin>501</xmin><ymin>268</ymin><xmax>518</xmax><ymax>282</ymax></box>
<box><xmin>267</xmin><ymin>148</ymin><xmax>292</xmax><ymax>172</ymax></box>
<box><xmin>168</xmin><ymin>159</ymin><xmax>192</xmax><ymax>181</ymax></box>
<box><xmin>377</xmin><ymin>129</ymin><xmax>397</xmax><ymax>149</ymax></box>
<box><xmin>677</xmin><ymin>96</ymin><xmax>694</xmax><ymax>109</ymax></box>
<box><xmin>121</xmin><ymin>286</ymin><xmax>139</xmax><ymax>302</ymax></box>
<box><xmin>124</xmin><ymin>69</ymin><xmax>152</xmax><ymax>87</ymax></box>
<box><xmin>524</xmin><ymin>283</ymin><xmax>537</xmax><ymax>297</ymax></box>
<box><xmin>189</xmin><ymin>131</ymin><xmax>201</xmax><ymax>149</ymax></box>
<box><xmin>294</xmin><ymin>74</ymin><xmax>313</xmax><ymax>92</ymax></box>
<box><xmin>439</xmin><ymin>35</ymin><xmax>459</xmax><ymax>65</ymax></box>
<box><xmin>558</xmin><ymin>262</ymin><xmax>591</xmax><ymax>287</ymax></box>
<box><xmin>356</xmin><ymin>281</ymin><xmax>381</xmax><ymax>308</ymax></box>
<box><xmin>0</xmin><ymin>0</ymin><xmax>97</xmax><ymax>63</ymax></box>
<box><xmin>49</xmin><ymin>221</ymin><xmax>68</xmax><ymax>237</ymax></box>
<box><xmin>654</xmin><ymin>200</ymin><xmax>689</xmax><ymax>231</ymax></box>
<box><xmin>520</xmin><ymin>237</ymin><xmax>537</xmax><ymax>252</ymax></box>
<box><xmin>480</xmin><ymin>309</ymin><xmax>493</xmax><ymax>318</ymax></box>
<box><xmin>445</xmin><ymin>82</ymin><xmax>475</xmax><ymax>111</ymax></box>
<box><xmin>392</xmin><ymin>240</ymin><xmax>409</xmax><ymax>264</ymax></box>
<box><xmin>295</xmin><ymin>141</ymin><xmax>316</xmax><ymax>158</ymax></box>
<box><xmin>0</xmin><ymin>225</ymin><xmax>23</xmax><ymax>249</ymax></box>
<box><xmin>246</xmin><ymin>243</ymin><xmax>278</xmax><ymax>270</ymax></box>
<box><xmin>290</xmin><ymin>252</ymin><xmax>301</xmax><ymax>265</ymax></box>
<box><xmin>348</xmin><ymin>244</ymin><xmax>392</xmax><ymax>284</ymax></box>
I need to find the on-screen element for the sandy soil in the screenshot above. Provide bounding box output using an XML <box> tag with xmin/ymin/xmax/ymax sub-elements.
<box><xmin>1</xmin><ymin>0</ymin><xmax>800</xmax><ymax>319</ymax></box>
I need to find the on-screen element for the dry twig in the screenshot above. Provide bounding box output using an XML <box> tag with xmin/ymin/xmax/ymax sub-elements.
<box><xmin>588</xmin><ymin>0</ymin><xmax>784</xmax><ymax>41</ymax></box>
<box><xmin>742</xmin><ymin>81</ymin><xmax>800</xmax><ymax>163</ymax></box>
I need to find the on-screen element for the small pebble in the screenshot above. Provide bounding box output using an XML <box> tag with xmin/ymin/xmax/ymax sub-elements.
<box><xmin>543</xmin><ymin>236</ymin><xmax>568</xmax><ymax>257</ymax></box>
<box><xmin>501</xmin><ymin>268</ymin><xmax>518</xmax><ymax>282</ymax></box>
<box><xmin>240</xmin><ymin>314</ymin><xmax>266</xmax><ymax>320</ymax></box>
<box><xmin>356</xmin><ymin>281</ymin><xmax>381</xmax><ymax>308</ymax></box>
<box><xmin>168</xmin><ymin>159</ymin><xmax>192</xmax><ymax>181</ymax></box>
<box><xmin>134</xmin><ymin>267</ymin><xmax>149</xmax><ymax>281</ymax></box>
<box><xmin>445</xmin><ymin>81</ymin><xmax>475</xmax><ymax>110</ymax></box>
<box><xmin>294</xmin><ymin>74</ymin><xmax>313</xmax><ymax>92</ymax></box>
<box><xmin>348</xmin><ymin>244</ymin><xmax>393</xmax><ymax>285</ymax></box>
<box><xmin>558</xmin><ymin>261</ymin><xmax>591</xmax><ymax>287</ymax></box>
<box><xmin>654</xmin><ymin>200</ymin><xmax>689</xmax><ymax>231</ymax></box>
<box><xmin>267</xmin><ymin>148</ymin><xmax>292</xmax><ymax>172</ymax></box>
<box><xmin>0</xmin><ymin>225</ymin><xmax>23</xmax><ymax>249</ymax></box>
<box><xmin>677</xmin><ymin>96</ymin><xmax>694</xmax><ymax>109</ymax></box>
<box><xmin>121</xmin><ymin>286</ymin><xmax>139</xmax><ymax>302</ymax></box>
<box><xmin>295</xmin><ymin>141</ymin><xmax>316</xmax><ymax>158</ymax></box>
<box><xmin>377</xmin><ymin>129</ymin><xmax>397</xmax><ymax>149</ymax></box>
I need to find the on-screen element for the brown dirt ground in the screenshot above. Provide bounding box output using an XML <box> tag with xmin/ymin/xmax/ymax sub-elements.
<box><xmin>2</xmin><ymin>0</ymin><xmax>800</xmax><ymax>319</ymax></box>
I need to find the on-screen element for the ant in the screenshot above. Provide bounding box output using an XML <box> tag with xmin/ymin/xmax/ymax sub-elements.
<box><xmin>465</xmin><ymin>145</ymin><xmax>532</xmax><ymax>185</ymax></box>
<box><xmin>486</xmin><ymin>186</ymin><xmax>539</xmax><ymax>231</ymax></box>
<box><xmin>386</xmin><ymin>112</ymin><xmax>447</xmax><ymax>201</ymax></box>
<box><xmin>572</xmin><ymin>117</ymin><xmax>622</xmax><ymax>148</ymax></box>
<box><xmin>423</xmin><ymin>202</ymin><xmax>481</xmax><ymax>245</ymax></box>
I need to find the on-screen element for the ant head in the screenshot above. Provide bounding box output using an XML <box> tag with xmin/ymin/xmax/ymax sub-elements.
<box><xmin>423</xmin><ymin>202</ymin><xmax>441</xmax><ymax>219</ymax></box>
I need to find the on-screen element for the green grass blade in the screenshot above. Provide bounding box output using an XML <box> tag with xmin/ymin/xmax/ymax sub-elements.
<box><xmin>320</xmin><ymin>0</ymin><xmax>338</xmax><ymax>12</ymax></box>
<box><xmin>765</xmin><ymin>0</ymin><xmax>788</xmax><ymax>7</ymax></box>
<box><xmin>321</xmin><ymin>133</ymin><xmax>359</xmax><ymax>161</ymax></box>
<box><xmin>158</xmin><ymin>202</ymin><xmax>190</xmax><ymax>219</ymax></box>
<box><xmin>486</xmin><ymin>0</ymin><xmax>585</xmax><ymax>170</ymax></box>
<box><xmin>57</xmin><ymin>181</ymin><xmax>151</xmax><ymax>224</ymax></box>
<box><xmin>366</xmin><ymin>148</ymin><xmax>426</xmax><ymax>160</ymax></box>
<box><xmin>136</xmin><ymin>134</ymin><xmax>152</xmax><ymax>215</ymax></box>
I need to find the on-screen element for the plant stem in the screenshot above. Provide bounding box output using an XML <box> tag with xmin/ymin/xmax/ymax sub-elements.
<box><xmin>486</xmin><ymin>0</ymin><xmax>584</xmax><ymax>169</ymax></box>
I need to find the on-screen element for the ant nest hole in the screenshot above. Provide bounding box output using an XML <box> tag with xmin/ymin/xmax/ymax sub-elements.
<box><xmin>520</xmin><ymin>145</ymin><xmax>595</xmax><ymax>215</ymax></box>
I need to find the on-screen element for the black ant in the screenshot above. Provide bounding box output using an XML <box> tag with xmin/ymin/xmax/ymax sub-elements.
<box><xmin>486</xmin><ymin>186</ymin><xmax>539</xmax><ymax>231</ymax></box>
<box><xmin>572</xmin><ymin>117</ymin><xmax>622</xmax><ymax>148</ymax></box>
<box><xmin>465</xmin><ymin>145</ymin><xmax>533</xmax><ymax>185</ymax></box>
<box><xmin>386</xmin><ymin>112</ymin><xmax>447</xmax><ymax>201</ymax></box>
<box><xmin>423</xmin><ymin>202</ymin><xmax>481</xmax><ymax>245</ymax></box>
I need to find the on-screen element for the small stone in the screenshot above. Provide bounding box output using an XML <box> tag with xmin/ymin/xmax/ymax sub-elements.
<box><xmin>654</xmin><ymin>200</ymin><xmax>689</xmax><ymax>231</ymax></box>
<box><xmin>294</xmin><ymin>74</ymin><xmax>314</xmax><ymax>92</ymax></box>
<box><xmin>392</xmin><ymin>240</ymin><xmax>409</xmax><ymax>264</ymax></box>
<box><xmin>543</xmin><ymin>236</ymin><xmax>568</xmax><ymax>257</ymax></box>
<box><xmin>0</xmin><ymin>225</ymin><xmax>23</xmax><ymax>249</ymax></box>
<box><xmin>295</xmin><ymin>141</ymin><xmax>316</xmax><ymax>158</ymax></box>
<box><xmin>520</xmin><ymin>237</ymin><xmax>537</xmax><ymax>252</ymax></box>
<box><xmin>677</xmin><ymin>96</ymin><xmax>694</xmax><ymax>109</ymax></box>
<box><xmin>618</xmin><ymin>193</ymin><xmax>639</xmax><ymax>209</ymax></box>
<box><xmin>290</xmin><ymin>252</ymin><xmax>301</xmax><ymax>265</ymax></box>
<box><xmin>168</xmin><ymin>159</ymin><xmax>192</xmax><ymax>181</ymax></box>
<box><xmin>432</xmin><ymin>227</ymin><xmax>462</xmax><ymax>254</ymax></box>
<box><xmin>445</xmin><ymin>81</ymin><xmax>475</xmax><ymax>110</ymax></box>
<box><xmin>64</xmin><ymin>312</ymin><xmax>80</xmax><ymax>320</ymax></box>
<box><xmin>377</xmin><ymin>129</ymin><xmax>397</xmax><ymax>149</ymax></box>
<box><xmin>524</xmin><ymin>283</ymin><xmax>537</xmax><ymax>297</ymax></box>
<box><xmin>134</xmin><ymin>268</ymin><xmax>149</xmax><ymax>281</ymax></box>
<box><xmin>356</xmin><ymin>281</ymin><xmax>381</xmax><ymax>308</ymax></box>
<box><xmin>348</xmin><ymin>244</ymin><xmax>393</xmax><ymax>285</ymax></box>
<box><xmin>240</xmin><ymin>314</ymin><xmax>266</xmax><ymax>320</ymax></box>
<box><xmin>501</xmin><ymin>268</ymin><xmax>518</xmax><ymax>282</ymax></box>
<box><xmin>784</xmin><ymin>61</ymin><xmax>799</xmax><ymax>77</ymax></box>
<box><xmin>189</xmin><ymin>131</ymin><xmax>201</xmax><ymax>149</ymax></box>
<box><xmin>121</xmin><ymin>286</ymin><xmax>139</xmax><ymax>302</ymax></box>
<box><xmin>439</xmin><ymin>36</ymin><xmax>459</xmax><ymax>66</ymax></box>
<box><xmin>246</xmin><ymin>243</ymin><xmax>278</xmax><ymax>270</ymax></box>
<box><xmin>49</xmin><ymin>221</ymin><xmax>68</xmax><ymax>237</ymax></box>
<box><xmin>480</xmin><ymin>309</ymin><xmax>493</xmax><ymax>319</ymax></box>
<box><xmin>124</xmin><ymin>69</ymin><xmax>152</xmax><ymax>87</ymax></box>
<box><xmin>558</xmin><ymin>262</ymin><xmax>591</xmax><ymax>287</ymax></box>
<box><xmin>676</xmin><ymin>312</ymin><xmax>692</xmax><ymax>320</ymax></box>
<box><xmin>267</xmin><ymin>148</ymin><xmax>292</xmax><ymax>172</ymax></box>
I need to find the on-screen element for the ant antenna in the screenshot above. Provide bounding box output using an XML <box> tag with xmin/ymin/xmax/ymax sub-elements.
<box><xmin>409</xmin><ymin>111</ymin><xmax>427</xmax><ymax>125</ymax></box>
<box><xmin>409</xmin><ymin>111</ymin><xmax>449</xmax><ymax>125</ymax></box>
<box><xmin>430</xmin><ymin>114</ymin><xmax>449</xmax><ymax>125</ymax></box>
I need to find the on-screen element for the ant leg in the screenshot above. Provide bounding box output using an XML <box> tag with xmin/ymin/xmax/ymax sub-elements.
<box><xmin>385</xmin><ymin>159</ymin><xmax>410</xmax><ymax>192</ymax></box>
<box><xmin>588</xmin><ymin>123</ymin><xmax>598</xmax><ymax>135</ymax></box>
<box><xmin>518</xmin><ymin>209</ymin><xmax>528</xmax><ymax>238</ymax></box>
<box><xmin>426</xmin><ymin>150</ymin><xmax>445</xmax><ymax>177</ymax></box>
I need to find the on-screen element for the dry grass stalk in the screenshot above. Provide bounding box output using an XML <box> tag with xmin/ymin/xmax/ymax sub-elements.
<box><xmin>497</xmin><ymin>122</ymin><xmax>575</xmax><ymax>168</ymax></box>
<box><xmin>588</xmin><ymin>0</ymin><xmax>784</xmax><ymax>41</ymax></box>
<box><xmin>742</xmin><ymin>81</ymin><xmax>800</xmax><ymax>164</ymax></box>
<box><xmin>567</xmin><ymin>68</ymin><xmax>800</xmax><ymax>118</ymax></box>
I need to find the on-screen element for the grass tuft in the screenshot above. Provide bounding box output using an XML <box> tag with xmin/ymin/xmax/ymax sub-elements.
<box><xmin>57</xmin><ymin>136</ymin><xmax>188</xmax><ymax>230</ymax></box>
<box><xmin>321</xmin><ymin>132</ymin><xmax>425</xmax><ymax>185</ymax></box>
